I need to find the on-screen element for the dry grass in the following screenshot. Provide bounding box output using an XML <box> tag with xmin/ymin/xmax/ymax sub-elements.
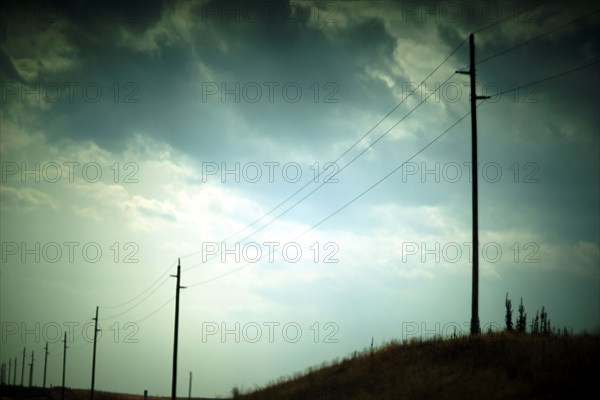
<box><xmin>236</xmin><ymin>332</ymin><xmax>599</xmax><ymax>400</ymax></box>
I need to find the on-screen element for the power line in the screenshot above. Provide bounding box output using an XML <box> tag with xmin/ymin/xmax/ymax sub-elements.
<box><xmin>181</xmin><ymin>74</ymin><xmax>459</xmax><ymax>275</ymax></box>
<box><xmin>296</xmin><ymin>110</ymin><xmax>476</xmax><ymax>237</ymax></box>
<box><xmin>86</xmin><ymin>260</ymin><xmax>176</xmax><ymax>326</ymax></box>
<box><xmin>472</xmin><ymin>1</ymin><xmax>544</xmax><ymax>34</ymax></box>
<box><xmin>114</xmin><ymin>28</ymin><xmax>596</xmax><ymax>305</ymax></box>
<box><xmin>477</xmin><ymin>8</ymin><xmax>600</xmax><ymax>65</ymax></box>
<box><xmin>101</xmin><ymin>297</ymin><xmax>176</xmax><ymax>333</ymax></box>
<box><xmin>491</xmin><ymin>60</ymin><xmax>600</xmax><ymax>97</ymax></box>
<box><xmin>100</xmin><ymin>275</ymin><xmax>171</xmax><ymax>321</ymax></box>
<box><xmin>289</xmin><ymin>59</ymin><xmax>600</xmax><ymax>237</ymax></box>
<box><xmin>99</xmin><ymin>261</ymin><xmax>177</xmax><ymax>310</ymax></box>
<box><xmin>185</xmin><ymin>106</ymin><xmax>476</xmax><ymax>289</ymax></box>
<box><xmin>329</xmin><ymin>74</ymin><xmax>457</xmax><ymax>178</ymax></box>
<box><xmin>180</xmin><ymin>38</ymin><xmax>467</xmax><ymax>265</ymax></box>
<box><xmin>183</xmin><ymin>56</ymin><xmax>598</xmax><ymax>289</ymax></box>
<box><xmin>39</xmin><ymin>39</ymin><xmax>467</xmax><ymax>327</ymax></box>
<box><xmin>134</xmin><ymin>297</ymin><xmax>175</xmax><ymax>325</ymax></box>
<box><xmin>181</xmin><ymin>54</ymin><xmax>467</xmax><ymax>273</ymax></box>
<box><xmin>37</xmin><ymin>41</ymin><xmax>596</xmax><ymax>329</ymax></box>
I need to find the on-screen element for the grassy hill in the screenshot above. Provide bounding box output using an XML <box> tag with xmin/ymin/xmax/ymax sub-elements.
<box><xmin>233</xmin><ymin>332</ymin><xmax>599</xmax><ymax>400</ymax></box>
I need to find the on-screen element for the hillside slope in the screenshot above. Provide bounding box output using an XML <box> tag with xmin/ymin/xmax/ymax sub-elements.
<box><xmin>236</xmin><ymin>333</ymin><xmax>599</xmax><ymax>400</ymax></box>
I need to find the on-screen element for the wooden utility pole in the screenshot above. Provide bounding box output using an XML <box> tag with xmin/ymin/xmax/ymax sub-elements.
<box><xmin>20</xmin><ymin>347</ymin><xmax>25</xmax><ymax>386</ymax></box>
<box><xmin>456</xmin><ymin>33</ymin><xmax>489</xmax><ymax>335</ymax></box>
<box><xmin>91</xmin><ymin>306</ymin><xmax>99</xmax><ymax>400</ymax></box>
<box><xmin>171</xmin><ymin>258</ymin><xmax>185</xmax><ymax>400</ymax></box>
<box><xmin>28</xmin><ymin>351</ymin><xmax>34</xmax><ymax>387</ymax></box>
<box><xmin>29</xmin><ymin>350</ymin><xmax>34</xmax><ymax>387</ymax></box>
<box><xmin>43</xmin><ymin>341</ymin><xmax>49</xmax><ymax>389</ymax></box>
<box><xmin>61</xmin><ymin>333</ymin><xmax>67</xmax><ymax>400</ymax></box>
<box><xmin>188</xmin><ymin>371</ymin><xmax>192</xmax><ymax>400</ymax></box>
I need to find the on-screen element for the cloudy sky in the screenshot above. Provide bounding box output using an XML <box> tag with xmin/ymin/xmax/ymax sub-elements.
<box><xmin>1</xmin><ymin>0</ymin><xmax>598</xmax><ymax>397</ymax></box>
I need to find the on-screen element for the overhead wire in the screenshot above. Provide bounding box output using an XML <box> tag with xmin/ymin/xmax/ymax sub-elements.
<box><xmin>477</xmin><ymin>8</ymin><xmax>600</xmax><ymax>65</ymax></box>
<box><xmin>185</xmin><ymin>105</ymin><xmax>476</xmax><ymax>288</ymax></box>
<box><xmin>84</xmin><ymin>38</ymin><xmax>469</xmax><ymax>315</ymax></box>
<box><xmin>67</xmin><ymin>7</ymin><xmax>600</xmax><ymax>320</ymax></box>
<box><xmin>183</xmin><ymin>57</ymin><xmax>600</xmax><ymax>288</ymax></box>
<box><xmin>181</xmin><ymin>72</ymin><xmax>461</xmax><ymax>274</ymax></box>
<box><xmin>181</xmin><ymin>40</ymin><xmax>468</xmax><ymax>273</ymax></box>
<box><xmin>472</xmin><ymin>1</ymin><xmax>544</xmax><ymax>34</ymax></box>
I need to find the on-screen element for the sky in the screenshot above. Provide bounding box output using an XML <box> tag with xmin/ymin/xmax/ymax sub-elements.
<box><xmin>0</xmin><ymin>0</ymin><xmax>598</xmax><ymax>397</ymax></box>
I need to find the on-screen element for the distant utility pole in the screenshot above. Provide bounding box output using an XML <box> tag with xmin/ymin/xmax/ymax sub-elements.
<box><xmin>91</xmin><ymin>306</ymin><xmax>100</xmax><ymax>400</ymax></box>
<box><xmin>43</xmin><ymin>341</ymin><xmax>49</xmax><ymax>389</ymax></box>
<box><xmin>171</xmin><ymin>258</ymin><xmax>186</xmax><ymax>400</ymax></box>
<box><xmin>20</xmin><ymin>347</ymin><xmax>25</xmax><ymax>386</ymax></box>
<box><xmin>13</xmin><ymin>357</ymin><xmax>17</xmax><ymax>385</ymax></box>
<box><xmin>188</xmin><ymin>371</ymin><xmax>192</xmax><ymax>400</ymax></box>
<box><xmin>28</xmin><ymin>351</ymin><xmax>34</xmax><ymax>387</ymax></box>
<box><xmin>456</xmin><ymin>33</ymin><xmax>490</xmax><ymax>336</ymax></box>
<box><xmin>62</xmin><ymin>333</ymin><xmax>67</xmax><ymax>400</ymax></box>
<box><xmin>8</xmin><ymin>358</ymin><xmax>12</xmax><ymax>385</ymax></box>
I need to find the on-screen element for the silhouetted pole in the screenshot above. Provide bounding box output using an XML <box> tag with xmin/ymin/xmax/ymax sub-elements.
<box><xmin>13</xmin><ymin>357</ymin><xmax>17</xmax><ymax>385</ymax></box>
<box><xmin>188</xmin><ymin>371</ymin><xmax>192</xmax><ymax>400</ymax></box>
<box><xmin>43</xmin><ymin>341</ymin><xmax>49</xmax><ymax>389</ymax></box>
<box><xmin>456</xmin><ymin>33</ymin><xmax>489</xmax><ymax>336</ymax></box>
<box><xmin>91</xmin><ymin>306</ymin><xmax>99</xmax><ymax>400</ymax></box>
<box><xmin>171</xmin><ymin>258</ymin><xmax>186</xmax><ymax>400</ymax></box>
<box><xmin>28</xmin><ymin>350</ymin><xmax>34</xmax><ymax>387</ymax></box>
<box><xmin>8</xmin><ymin>358</ymin><xmax>11</xmax><ymax>385</ymax></box>
<box><xmin>20</xmin><ymin>347</ymin><xmax>25</xmax><ymax>386</ymax></box>
<box><xmin>61</xmin><ymin>333</ymin><xmax>67</xmax><ymax>400</ymax></box>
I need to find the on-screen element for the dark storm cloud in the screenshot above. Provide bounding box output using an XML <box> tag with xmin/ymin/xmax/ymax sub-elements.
<box><xmin>1</xmin><ymin>0</ymin><xmax>406</xmax><ymax>160</ymax></box>
<box><xmin>1</xmin><ymin>0</ymin><xmax>166</xmax><ymax>33</ymax></box>
<box><xmin>2</xmin><ymin>0</ymin><xmax>598</xmax><ymax>233</ymax></box>
<box><xmin>0</xmin><ymin>46</ymin><xmax>22</xmax><ymax>82</ymax></box>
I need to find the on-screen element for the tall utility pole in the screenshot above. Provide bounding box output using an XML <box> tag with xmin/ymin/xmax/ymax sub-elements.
<box><xmin>43</xmin><ymin>341</ymin><xmax>49</xmax><ymax>389</ymax></box>
<box><xmin>8</xmin><ymin>358</ymin><xmax>11</xmax><ymax>386</ymax></box>
<box><xmin>20</xmin><ymin>347</ymin><xmax>25</xmax><ymax>386</ymax></box>
<box><xmin>61</xmin><ymin>333</ymin><xmax>67</xmax><ymax>400</ymax></box>
<box><xmin>28</xmin><ymin>350</ymin><xmax>34</xmax><ymax>387</ymax></box>
<box><xmin>456</xmin><ymin>33</ymin><xmax>490</xmax><ymax>335</ymax></box>
<box><xmin>171</xmin><ymin>258</ymin><xmax>185</xmax><ymax>400</ymax></box>
<box><xmin>91</xmin><ymin>306</ymin><xmax>99</xmax><ymax>400</ymax></box>
<box><xmin>13</xmin><ymin>357</ymin><xmax>17</xmax><ymax>385</ymax></box>
<box><xmin>188</xmin><ymin>371</ymin><xmax>192</xmax><ymax>400</ymax></box>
